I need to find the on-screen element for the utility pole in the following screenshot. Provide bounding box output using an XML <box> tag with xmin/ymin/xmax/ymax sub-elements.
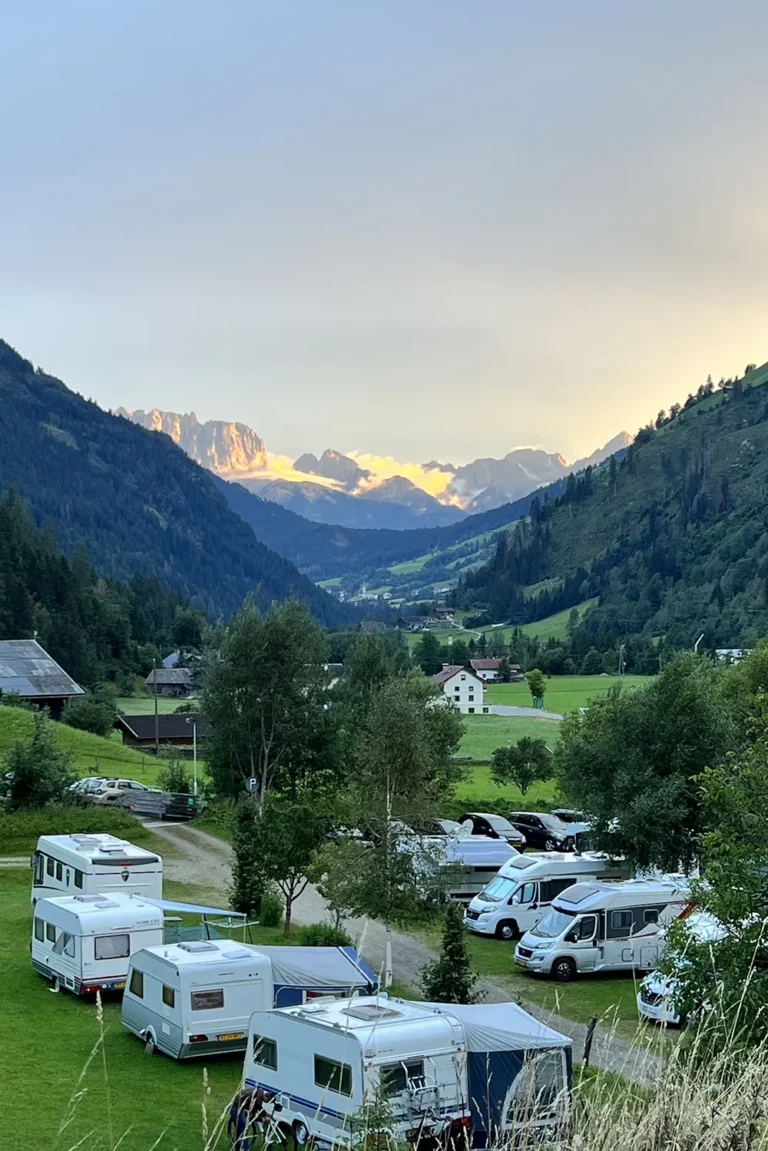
<box><xmin>186</xmin><ymin>716</ymin><xmax>198</xmax><ymax>796</ymax></box>
<box><xmin>153</xmin><ymin>659</ymin><xmax>159</xmax><ymax>756</ymax></box>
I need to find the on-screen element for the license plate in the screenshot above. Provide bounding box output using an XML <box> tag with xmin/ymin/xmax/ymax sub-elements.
<box><xmin>516</xmin><ymin>959</ymin><xmax>527</xmax><ymax>967</ymax></box>
<box><xmin>115</xmin><ymin>982</ymin><xmax>125</xmax><ymax>990</ymax></box>
<box><xmin>218</xmin><ymin>1032</ymin><xmax>244</xmax><ymax>1042</ymax></box>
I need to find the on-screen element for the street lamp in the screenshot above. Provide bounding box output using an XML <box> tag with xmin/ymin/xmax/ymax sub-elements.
<box><xmin>185</xmin><ymin>716</ymin><xmax>198</xmax><ymax>797</ymax></box>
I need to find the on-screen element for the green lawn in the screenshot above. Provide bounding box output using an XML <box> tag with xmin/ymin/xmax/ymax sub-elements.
<box><xmin>452</xmin><ymin>763</ymin><xmax>560</xmax><ymax>807</ymax></box>
<box><xmin>115</xmin><ymin>695</ymin><xmax>185</xmax><ymax>715</ymax></box>
<box><xmin>474</xmin><ymin>600</ymin><xmax>599</xmax><ymax>646</ymax></box>
<box><xmin>485</xmin><ymin>675</ymin><xmax>651</xmax><ymax>714</ymax></box>
<box><xmin>458</xmin><ymin>714</ymin><xmax>561</xmax><ymax>760</ymax></box>
<box><xmin>0</xmin><ymin>868</ymin><xmax>242</xmax><ymax>1151</ymax></box>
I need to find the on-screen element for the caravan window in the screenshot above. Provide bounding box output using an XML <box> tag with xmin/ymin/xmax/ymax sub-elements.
<box><xmin>191</xmin><ymin>989</ymin><xmax>224</xmax><ymax>1011</ymax></box>
<box><xmin>129</xmin><ymin>970</ymin><xmax>144</xmax><ymax>998</ymax></box>
<box><xmin>315</xmin><ymin>1056</ymin><xmax>352</xmax><ymax>1097</ymax></box>
<box><xmin>46</xmin><ymin>856</ymin><xmax>55</xmax><ymax>877</ymax></box>
<box><xmin>53</xmin><ymin>932</ymin><xmax>75</xmax><ymax>957</ymax></box>
<box><xmin>541</xmin><ymin>878</ymin><xmax>577</xmax><ymax>903</ymax></box>
<box><xmin>380</xmin><ymin>1059</ymin><xmax>425</xmax><ymax>1096</ymax></box>
<box><xmin>56</xmin><ymin>862</ymin><xmax>63</xmax><ymax>882</ymax></box>
<box><xmin>46</xmin><ymin>923</ymin><xmax>56</xmax><ymax>943</ymax></box>
<box><xmin>252</xmin><ymin>1035</ymin><xmax>278</xmax><ymax>1070</ymax></box>
<box><xmin>33</xmin><ymin>854</ymin><xmax>44</xmax><ymax>884</ymax></box>
<box><xmin>162</xmin><ymin>985</ymin><xmax>175</xmax><ymax>1008</ymax></box>
<box><xmin>507</xmin><ymin>1050</ymin><xmax>565</xmax><ymax>1122</ymax></box>
<box><xmin>34</xmin><ymin>918</ymin><xmax>44</xmax><ymax>942</ymax></box>
<box><xmin>74</xmin><ymin>870</ymin><xmax>84</xmax><ymax>890</ymax></box>
<box><xmin>95</xmin><ymin>934</ymin><xmax>130</xmax><ymax>960</ymax></box>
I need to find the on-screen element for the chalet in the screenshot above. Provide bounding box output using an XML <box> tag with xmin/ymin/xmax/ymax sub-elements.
<box><xmin>432</xmin><ymin>606</ymin><xmax>455</xmax><ymax>623</ymax></box>
<box><xmin>470</xmin><ymin>658</ymin><xmax>501</xmax><ymax>682</ymax></box>
<box><xmin>432</xmin><ymin>664</ymin><xmax>488</xmax><ymax>715</ymax></box>
<box><xmin>145</xmin><ymin>667</ymin><xmax>194</xmax><ymax>698</ymax></box>
<box><xmin>0</xmin><ymin>639</ymin><xmax>84</xmax><ymax>718</ymax></box>
<box><xmin>114</xmin><ymin>713</ymin><xmax>204</xmax><ymax>752</ymax></box>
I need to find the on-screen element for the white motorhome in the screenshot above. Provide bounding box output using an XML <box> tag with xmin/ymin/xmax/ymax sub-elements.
<box><xmin>121</xmin><ymin>940</ymin><xmax>378</xmax><ymax>1059</ymax></box>
<box><xmin>514</xmin><ymin>877</ymin><xmax>690</xmax><ymax>981</ymax></box>
<box><xmin>464</xmin><ymin>852</ymin><xmax>630</xmax><ymax>940</ymax></box>
<box><xmin>407</xmin><ymin>834</ymin><xmax>518</xmax><ymax>903</ymax></box>
<box><xmin>637</xmin><ymin>911</ymin><xmax>726</xmax><ymax>1026</ymax></box>
<box><xmin>32</xmin><ymin>893</ymin><xmax>164</xmax><ymax>995</ymax></box>
<box><xmin>233</xmin><ymin>995</ymin><xmax>572</xmax><ymax>1149</ymax></box>
<box><xmin>31</xmin><ymin>834</ymin><xmax>163</xmax><ymax>904</ymax></box>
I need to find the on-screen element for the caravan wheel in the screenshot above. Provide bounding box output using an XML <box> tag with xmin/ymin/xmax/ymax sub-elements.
<box><xmin>292</xmin><ymin>1121</ymin><xmax>310</xmax><ymax>1147</ymax></box>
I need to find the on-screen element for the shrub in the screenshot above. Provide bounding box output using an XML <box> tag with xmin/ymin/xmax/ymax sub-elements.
<box><xmin>259</xmin><ymin>887</ymin><xmax>284</xmax><ymax>928</ymax></box>
<box><xmin>4</xmin><ymin>712</ymin><xmax>74</xmax><ymax>810</ymax></box>
<box><xmin>298</xmin><ymin>922</ymin><xmax>353</xmax><ymax>948</ymax></box>
<box><xmin>157</xmin><ymin>758</ymin><xmax>192</xmax><ymax>794</ymax></box>
<box><xmin>62</xmin><ymin>688</ymin><xmax>115</xmax><ymax>738</ymax></box>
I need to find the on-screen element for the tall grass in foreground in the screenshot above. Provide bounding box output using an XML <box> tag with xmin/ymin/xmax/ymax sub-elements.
<box><xmin>55</xmin><ymin>994</ymin><xmax>768</xmax><ymax>1151</ymax></box>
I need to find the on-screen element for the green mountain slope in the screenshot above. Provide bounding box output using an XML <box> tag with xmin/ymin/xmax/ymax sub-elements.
<box><xmin>457</xmin><ymin>365</ymin><xmax>768</xmax><ymax>648</ymax></box>
<box><xmin>0</xmin><ymin>341</ymin><xmax>353</xmax><ymax>625</ymax></box>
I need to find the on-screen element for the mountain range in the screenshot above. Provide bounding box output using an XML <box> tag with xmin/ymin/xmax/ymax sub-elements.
<box><xmin>119</xmin><ymin>407</ymin><xmax>630</xmax><ymax>530</ymax></box>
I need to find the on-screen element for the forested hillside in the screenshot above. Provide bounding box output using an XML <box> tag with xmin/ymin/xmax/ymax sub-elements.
<box><xmin>0</xmin><ymin>341</ymin><xmax>352</xmax><ymax>625</ymax></box>
<box><xmin>456</xmin><ymin>363</ymin><xmax>768</xmax><ymax>649</ymax></box>
<box><xmin>0</xmin><ymin>488</ymin><xmax>186</xmax><ymax>686</ymax></box>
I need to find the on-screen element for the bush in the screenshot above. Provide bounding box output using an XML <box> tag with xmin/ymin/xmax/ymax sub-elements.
<box><xmin>62</xmin><ymin>688</ymin><xmax>115</xmax><ymax>738</ymax></box>
<box><xmin>298</xmin><ymin>922</ymin><xmax>353</xmax><ymax>947</ymax></box>
<box><xmin>0</xmin><ymin>804</ymin><xmax>146</xmax><ymax>855</ymax></box>
<box><xmin>259</xmin><ymin>887</ymin><xmax>284</xmax><ymax>928</ymax></box>
<box><xmin>157</xmin><ymin>758</ymin><xmax>192</xmax><ymax>794</ymax></box>
<box><xmin>4</xmin><ymin>712</ymin><xmax>74</xmax><ymax>810</ymax></box>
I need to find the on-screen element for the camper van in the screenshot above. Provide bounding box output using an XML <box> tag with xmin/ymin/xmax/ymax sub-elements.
<box><xmin>233</xmin><ymin>995</ymin><xmax>572</xmax><ymax>1149</ymax></box>
<box><xmin>122</xmin><ymin>940</ymin><xmax>378</xmax><ymax>1059</ymax></box>
<box><xmin>514</xmin><ymin>877</ymin><xmax>690</xmax><ymax>981</ymax></box>
<box><xmin>464</xmin><ymin>852</ymin><xmax>630</xmax><ymax>940</ymax></box>
<box><xmin>32</xmin><ymin>893</ymin><xmax>164</xmax><ymax>995</ymax></box>
<box><xmin>31</xmin><ymin>834</ymin><xmax>163</xmax><ymax>904</ymax></box>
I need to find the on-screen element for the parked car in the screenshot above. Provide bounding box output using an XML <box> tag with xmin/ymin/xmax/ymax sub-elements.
<box><xmin>637</xmin><ymin>911</ymin><xmax>726</xmax><ymax>1026</ymax></box>
<box><xmin>69</xmin><ymin>777</ymin><xmax>109</xmax><ymax>797</ymax></box>
<box><xmin>457</xmin><ymin>812</ymin><xmax>525</xmax><ymax>847</ymax></box>
<box><xmin>410</xmin><ymin>818</ymin><xmax>465</xmax><ymax>837</ymax></box>
<box><xmin>91</xmin><ymin>778</ymin><xmax>161</xmax><ymax>805</ymax></box>
<box><xmin>551</xmin><ymin>809</ymin><xmax>586</xmax><ymax>824</ymax></box>
<box><xmin>507</xmin><ymin>812</ymin><xmax>585</xmax><ymax>852</ymax></box>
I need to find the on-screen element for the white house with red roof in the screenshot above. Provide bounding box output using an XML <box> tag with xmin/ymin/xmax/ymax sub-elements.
<box><xmin>432</xmin><ymin>664</ymin><xmax>489</xmax><ymax>714</ymax></box>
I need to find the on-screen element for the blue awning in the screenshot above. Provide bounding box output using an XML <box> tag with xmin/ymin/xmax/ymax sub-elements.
<box><xmin>143</xmin><ymin>898</ymin><xmax>247</xmax><ymax>918</ymax></box>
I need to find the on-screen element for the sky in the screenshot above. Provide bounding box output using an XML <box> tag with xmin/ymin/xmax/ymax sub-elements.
<box><xmin>3</xmin><ymin>2</ymin><xmax>768</xmax><ymax>467</ymax></box>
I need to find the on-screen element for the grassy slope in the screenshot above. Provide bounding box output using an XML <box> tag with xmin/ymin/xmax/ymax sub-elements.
<box><xmin>485</xmin><ymin>674</ymin><xmax>649</xmax><ymax>712</ymax></box>
<box><xmin>115</xmin><ymin>695</ymin><xmax>182</xmax><ymax>716</ymax></box>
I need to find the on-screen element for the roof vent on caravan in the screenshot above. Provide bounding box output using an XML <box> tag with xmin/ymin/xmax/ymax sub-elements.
<box><xmin>73</xmin><ymin>895</ymin><xmax>114</xmax><ymax>904</ymax></box>
<box><xmin>178</xmin><ymin>941</ymin><xmax>219</xmax><ymax>953</ymax></box>
<box><xmin>222</xmin><ymin>949</ymin><xmax>254</xmax><ymax>960</ymax></box>
<box><xmin>343</xmin><ymin>1003</ymin><xmax>402</xmax><ymax>1021</ymax></box>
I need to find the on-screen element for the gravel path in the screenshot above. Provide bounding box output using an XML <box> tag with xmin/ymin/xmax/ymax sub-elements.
<box><xmin>149</xmin><ymin>822</ymin><xmax>663</xmax><ymax>1086</ymax></box>
<box><xmin>490</xmin><ymin>705</ymin><xmax>564</xmax><ymax>720</ymax></box>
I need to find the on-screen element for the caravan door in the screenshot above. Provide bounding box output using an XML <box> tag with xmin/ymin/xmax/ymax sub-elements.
<box><xmin>503</xmin><ymin>1049</ymin><xmax>570</xmax><ymax>1137</ymax></box>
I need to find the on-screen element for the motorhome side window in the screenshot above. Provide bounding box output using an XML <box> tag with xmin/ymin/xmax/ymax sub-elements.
<box><xmin>380</xmin><ymin>1059</ymin><xmax>425</xmax><ymax>1096</ymax></box>
<box><xmin>130</xmin><ymin>970</ymin><xmax>144</xmax><ymax>998</ymax></box>
<box><xmin>162</xmin><ymin>985</ymin><xmax>175</xmax><ymax>1008</ymax></box>
<box><xmin>573</xmin><ymin>915</ymin><xmax>597</xmax><ymax>940</ymax></box>
<box><xmin>191</xmin><ymin>989</ymin><xmax>224</xmax><ymax>1011</ymax></box>
<box><xmin>315</xmin><ymin>1055</ymin><xmax>353</xmax><ymax>1097</ymax></box>
<box><xmin>608</xmin><ymin>910</ymin><xmax>633</xmax><ymax>936</ymax></box>
<box><xmin>541</xmin><ymin>878</ymin><xmax>576</xmax><ymax>902</ymax></box>
<box><xmin>56</xmin><ymin>862</ymin><xmax>63</xmax><ymax>881</ymax></box>
<box><xmin>95</xmin><ymin>933</ymin><xmax>130</xmax><ymax>960</ymax></box>
<box><xmin>33</xmin><ymin>854</ymin><xmax>44</xmax><ymax>884</ymax></box>
<box><xmin>252</xmin><ymin>1035</ymin><xmax>278</xmax><ymax>1070</ymax></box>
<box><xmin>74</xmin><ymin>870</ymin><xmax>84</xmax><ymax>889</ymax></box>
<box><xmin>34</xmin><ymin>918</ymin><xmax>44</xmax><ymax>941</ymax></box>
<box><xmin>46</xmin><ymin>856</ymin><xmax>55</xmax><ymax>877</ymax></box>
<box><xmin>644</xmin><ymin>908</ymin><xmax>660</xmax><ymax>924</ymax></box>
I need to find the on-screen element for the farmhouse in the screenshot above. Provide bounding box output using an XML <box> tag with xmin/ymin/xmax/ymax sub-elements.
<box><xmin>432</xmin><ymin>606</ymin><xmax>455</xmax><ymax>623</ymax></box>
<box><xmin>469</xmin><ymin>658</ymin><xmax>523</xmax><ymax>682</ymax></box>
<box><xmin>114</xmin><ymin>713</ymin><xmax>204</xmax><ymax>752</ymax></box>
<box><xmin>433</xmin><ymin>663</ymin><xmax>489</xmax><ymax>715</ymax></box>
<box><xmin>145</xmin><ymin>667</ymin><xmax>194</xmax><ymax>698</ymax></box>
<box><xmin>0</xmin><ymin>638</ymin><xmax>84</xmax><ymax>717</ymax></box>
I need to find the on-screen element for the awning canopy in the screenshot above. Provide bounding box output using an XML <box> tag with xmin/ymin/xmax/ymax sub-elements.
<box><xmin>422</xmin><ymin>1001</ymin><xmax>571</xmax><ymax>1051</ymax></box>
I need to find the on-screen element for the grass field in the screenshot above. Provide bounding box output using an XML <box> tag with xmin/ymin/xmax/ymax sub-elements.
<box><xmin>458</xmin><ymin>714</ymin><xmax>561</xmax><ymax>760</ymax></box>
<box><xmin>115</xmin><ymin>695</ymin><xmax>186</xmax><ymax>715</ymax></box>
<box><xmin>485</xmin><ymin>675</ymin><xmax>651</xmax><ymax>714</ymax></box>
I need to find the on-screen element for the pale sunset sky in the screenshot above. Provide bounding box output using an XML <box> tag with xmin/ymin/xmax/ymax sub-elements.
<box><xmin>2</xmin><ymin>2</ymin><xmax>768</xmax><ymax>465</ymax></box>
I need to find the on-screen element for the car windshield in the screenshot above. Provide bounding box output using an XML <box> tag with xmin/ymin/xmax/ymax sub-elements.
<box><xmin>540</xmin><ymin>815</ymin><xmax>569</xmax><ymax>833</ymax></box>
<box><xmin>531</xmin><ymin>909</ymin><xmax>576</xmax><ymax>938</ymax></box>
<box><xmin>486</xmin><ymin>816</ymin><xmax>513</xmax><ymax>832</ymax></box>
<box><xmin>478</xmin><ymin>876</ymin><xmax>517</xmax><ymax>903</ymax></box>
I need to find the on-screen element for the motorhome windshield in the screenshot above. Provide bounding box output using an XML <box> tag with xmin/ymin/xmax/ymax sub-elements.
<box><xmin>532</xmin><ymin>909</ymin><xmax>576</xmax><ymax>938</ymax></box>
<box><xmin>477</xmin><ymin>876</ymin><xmax>517</xmax><ymax>903</ymax></box>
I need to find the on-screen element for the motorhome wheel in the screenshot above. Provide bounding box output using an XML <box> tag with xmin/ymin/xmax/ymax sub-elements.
<box><xmin>293</xmin><ymin>1120</ymin><xmax>310</xmax><ymax>1146</ymax></box>
<box><xmin>551</xmin><ymin>957</ymin><xmax>576</xmax><ymax>982</ymax></box>
<box><xmin>495</xmin><ymin>919</ymin><xmax>518</xmax><ymax>941</ymax></box>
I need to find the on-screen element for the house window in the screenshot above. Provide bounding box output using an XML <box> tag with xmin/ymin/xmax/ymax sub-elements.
<box><xmin>380</xmin><ymin>1058</ymin><xmax>425</xmax><ymax>1097</ymax></box>
<box><xmin>34</xmin><ymin>918</ymin><xmax>45</xmax><ymax>942</ymax></box>
<box><xmin>129</xmin><ymin>969</ymin><xmax>144</xmax><ymax>998</ymax></box>
<box><xmin>46</xmin><ymin>923</ymin><xmax>56</xmax><ymax>943</ymax></box>
<box><xmin>46</xmin><ymin>856</ymin><xmax>55</xmax><ymax>877</ymax></box>
<box><xmin>162</xmin><ymin>985</ymin><xmax>175</xmax><ymax>1008</ymax></box>
<box><xmin>315</xmin><ymin>1055</ymin><xmax>353</xmax><ymax>1097</ymax></box>
<box><xmin>191</xmin><ymin>989</ymin><xmax>224</xmax><ymax>1011</ymax></box>
<box><xmin>468</xmin><ymin>707</ymin><xmax>475</xmax><ymax>714</ymax></box>
<box><xmin>74</xmin><ymin>870</ymin><xmax>84</xmax><ymax>889</ymax></box>
<box><xmin>94</xmin><ymin>933</ymin><xmax>130</xmax><ymax>960</ymax></box>
<box><xmin>252</xmin><ymin>1035</ymin><xmax>278</xmax><ymax>1070</ymax></box>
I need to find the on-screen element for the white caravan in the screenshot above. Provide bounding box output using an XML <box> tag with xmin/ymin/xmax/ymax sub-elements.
<box><xmin>32</xmin><ymin>893</ymin><xmax>164</xmax><ymax>995</ymax></box>
<box><xmin>233</xmin><ymin>995</ymin><xmax>572</xmax><ymax>1149</ymax></box>
<box><xmin>31</xmin><ymin>834</ymin><xmax>162</xmax><ymax>904</ymax></box>
<box><xmin>121</xmin><ymin>940</ymin><xmax>378</xmax><ymax>1059</ymax></box>
<box><xmin>514</xmin><ymin>877</ymin><xmax>690</xmax><ymax>981</ymax></box>
<box><xmin>464</xmin><ymin>852</ymin><xmax>630</xmax><ymax>940</ymax></box>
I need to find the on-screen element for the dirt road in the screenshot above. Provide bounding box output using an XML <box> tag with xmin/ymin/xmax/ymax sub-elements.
<box><xmin>146</xmin><ymin>821</ymin><xmax>663</xmax><ymax>1085</ymax></box>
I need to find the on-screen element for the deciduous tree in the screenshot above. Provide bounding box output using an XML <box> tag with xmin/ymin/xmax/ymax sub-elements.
<box><xmin>491</xmin><ymin>737</ymin><xmax>552</xmax><ymax>795</ymax></box>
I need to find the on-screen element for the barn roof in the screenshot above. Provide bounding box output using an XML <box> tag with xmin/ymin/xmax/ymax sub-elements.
<box><xmin>115</xmin><ymin>713</ymin><xmax>204</xmax><ymax>740</ymax></box>
<box><xmin>0</xmin><ymin>639</ymin><xmax>84</xmax><ymax>700</ymax></box>
<box><xmin>145</xmin><ymin>667</ymin><xmax>192</xmax><ymax>686</ymax></box>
